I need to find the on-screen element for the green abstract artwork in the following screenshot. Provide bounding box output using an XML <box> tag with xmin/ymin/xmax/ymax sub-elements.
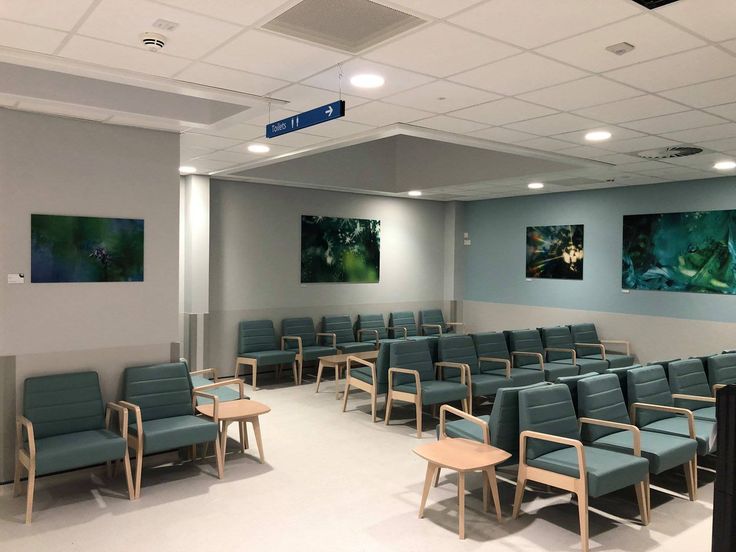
<box><xmin>31</xmin><ymin>214</ymin><xmax>144</xmax><ymax>283</ymax></box>
<box><xmin>301</xmin><ymin>215</ymin><xmax>380</xmax><ymax>283</ymax></box>
<box><xmin>622</xmin><ymin>210</ymin><xmax>736</xmax><ymax>294</ymax></box>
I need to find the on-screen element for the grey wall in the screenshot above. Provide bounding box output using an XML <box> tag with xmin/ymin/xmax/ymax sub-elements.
<box><xmin>206</xmin><ymin>179</ymin><xmax>451</xmax><ymax>372</ymax></box>
<box><xmin>0</xmin><ymin>109</ymin><xmax>180</xmax><ymax>481</ymax></box>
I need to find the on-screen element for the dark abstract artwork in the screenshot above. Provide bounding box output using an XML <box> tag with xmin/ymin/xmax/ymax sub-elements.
<box><xmin>526</xmin><ymin>225</ymin><xmax>584</xmax><ymax>280</ymax></box>
<box><xmin>301</xmin><ymin>215</ymin><xmax>380</xmax><ymax>283</ymax></box>
<box><xmin>622</xmin><ymin>210</ymin><xmax>736</xmax><ymax>294</ymax></box>
<box><xmin>31</xmin><ymin>214</ymin><xmax>144</xmax><ymax>283</ymax></box>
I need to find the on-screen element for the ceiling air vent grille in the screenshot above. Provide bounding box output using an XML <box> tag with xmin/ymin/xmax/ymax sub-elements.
<box><xmin>638</xmin><ymin>146</ymin><xmax>703</xmax><ymax>159</ymax></box>
<box><xmin>631</xmin><ymin>0</ymin><xmax>682</xmax><ymax>9</ymax></box>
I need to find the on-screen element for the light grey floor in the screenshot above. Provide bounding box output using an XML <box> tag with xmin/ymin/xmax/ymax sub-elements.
<box><xmin>0</xmin><ymin>371</ymin><xmax>714</xmax><ymax>552</ymax></box>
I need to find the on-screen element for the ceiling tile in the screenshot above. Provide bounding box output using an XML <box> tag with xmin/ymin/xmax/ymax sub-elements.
<box><xmin>518</xmin><ymin>77</ymin><xmax>641</xmax><ymax>111</ymax></box>
<box><xmin>344</xmin><ymin>101</ymin><xmax>432</xmax><ymax>126</ymax></box>
<box><xmin>659</xmin><ymin>0</ymin><xmax>736</xmax><ymax>42</ymax></box>
<box><xmin>622</xmin><ymin>110</ymin><xmax>725</xmax><ymax>134</ymax></box>
<box><xmin>241</xmin><ymin>107</ymin><xmax>298</xmax><ymax>126</ymax></box>
<box><xmin>0</xmin><ymin>19</ymin><xmax>67</xmax><ymax>54</ymax></box>
<box><xmin>175</xmin><ymin>63</ymin><xmax>288</xmax><ymax>96</ymax></box>
<box><xmin>290</xmin><ymin>118</ymin><xmax>373</xmax><ymax>138</ymax></box>
<box><xmin>600</xmin><ymin>135</ymin><xmax>681</xmax><ymax>154</ymax></box>
<box><xmin>448</xmin><ymin>0</ymin><xmax>640</xmax><ymax>48</ymax></box>
<box><xmin>264</xmin><ymin>131</ymin><xmax>328</xmax><ymax>148</ymax></box>
<box><xmin>59</xmin><ymin>36</ymin><xmax>191</xmax><ymax>77</ymax></box>
<box><xmin>213</xmin><ymin>145</ymin><xmax>291</xmax><ymax>160</ymax></box>
<box><xmin>185</xmin><ymin>158</ymin><xmax>241</xmax><ymax>173</ymax></box>
<box><xmin>303</xmin><ymin>59</ymin><xmax>434</xmax><ymax>99</ymax></box>
<box><xmin>614</xmin><ymin>159</ymin><xmax>674</xmax><ymax>171</ymax></box>
<box><xmin>659</xmin><ymin>76</ymin><xmax>736</xmax><ymax>108</ymax></box>
<box><xmin>662</xmin><ymin>151</ymin><xmax>735</xmax><ymax>169</ymax></box>
<box><xmin>155</xmin><ymin>0</ymin><xmax>289</xmax><ymax>26</ymax></box>
<box><xmin>589</xmin><ymin>152</ymin><xmax>643</xmax><ymax>165</ymax></box>
<box><xmin>506</xmin><ymin>113</ymin><xmax>604</xmax><ymax>135</ymax></box>
<box><xmin>723</xmin><ymin>39</ymin><xmax>736</xmax><ymax>54</ymax></box>
<box><xmin>605</xmin><ymin>47</ymin><xmax>736</xmax><ymax>92</ymax></box>
<box><xmin>573</xmin><ymin>95</ymin><xmax>689</xmax><ymax>124</ymax></box>
<box><xmin>537</xmin><ymin>14</ymin><xmax>705</xmax><ymax>72</ymax></box>
<box><xmin>633</xmin><ymin>166</ymin><xmax>710</xmax><ymax>180</ymax></box>
<box><xmin>373</xmin><ymin>0</ymin><xmax>482</xmax><ymax>18</ymax></box>
<box><xmin>384</xmin><ymin>80</ymin><xmax>499</xmax><ymax>113</ymax></box>
<box><xmin>705</xmin><ymin>103</ymin><xmax>736</xmax><ymax>122</ymax></box>
<box><xmin>557</xmin><ymin>145</ymin><xmax>623</xmax><ymax>161</ymax></box>
<box><xmin>470</xmin><ymin>127</ymin><xmax>538</xmax><ymax>144</ymax></box>
<box><xmin>270</xmin><ymin>84</ymin><xmax>369</xmax><ymax>113</ymax></box>
<box><xmin>696</xmin><ymin>136</ymin><xmax>736</xmax><ymax>152</ymax></box>
<box><xmin>450</xmin><ymin>53</ymin><xmax>588</xmax><ymax>96</ymax></box>
<box><xmin>180</xmin><ymin>132</ymin><xmax>242</xmax><ymax>149</ymax></box>
<box><xmin>0</xmin><ymin>0</ymin><xmax>94</xmax><ymax>31</ymax></box>
<box><xmin>180</xmin><ymin>145</ymin><xmax>214</xmax><ymax>161</ymax></box>
<box><xmin>206</xmin><ymin>30</ymin><xmax>349</xmax><ymax>81</ymax></box>
<box><xmin>661</xmin><ymin>123</ymin><xmax>736</xmax><ymax>144</ymax></box>
<box><xmin>414</xmin><ymin>115</ymin><xmax>487</xmax><ymax>134</ymax></box>
<box><xmin>364</xmin><ymin>23</ymin><xmax>519</xmax><ymax>78</ymax></box>
<box><xmin>202</xmin><ymin>123</ymin><xmax>263</xmax><ymax>141</ymax></box>
<box><xmin>552</xmin><ymin>126</ymin><xmax>644</xmax><ymax>146</ymax></box>
<box><xmin>450</xmin><ymin>98</ymin><xmax>556</xmax><ymax>126</ymax></box>
<box><xmin>79</xmin><ymin>0</ymin><xmax>242</xmax><ymax>60</ymax></box>
<box><xmin>514</xmin><ymin>137</ymin><xmax>574</xmax><ymax>152</ymax></box>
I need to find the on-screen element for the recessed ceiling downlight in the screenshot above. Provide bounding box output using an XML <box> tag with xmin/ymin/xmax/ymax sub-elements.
<box><xmin>528</xmin><ymin>182</ymin><xmax>544</xmax><ymax>190</ymax></box>
<box><xmin>350</xmin><ymin>74</ymin><xmax>385</xmax><ymax>89</ymax></box>
<box><xmin>408</xmin><ymin>190</ymin><xmax>422</xmax><ymax>196</ymax></box>
<box><xmin>585</xmin><ymin>130</ymin><xmax>612</xmax><ymax>142</ymax></box>
<box><xmin>248</xmin><ymin>144</ymin><xmax>270</xmax><ymax>154</ymax></box>
<box><xmin>179</xmin><ymin>166</ymin><xmax>196</xmax><ymax>174</ymax></box>
<box><xmin>714</xmin><ymin>160</ymin><xmax>736</xmax><ymax>170</ymax></box>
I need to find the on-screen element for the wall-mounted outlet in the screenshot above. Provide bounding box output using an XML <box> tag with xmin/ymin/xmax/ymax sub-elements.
<box><xmin>7</xmin><ymin>273</ymin><xmax>24</xmax><ymax>284</ymax></box>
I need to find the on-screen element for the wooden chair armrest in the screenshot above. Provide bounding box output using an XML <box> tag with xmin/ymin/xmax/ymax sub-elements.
<box><xmin>446</xmin><ymin>322</ymin><xmax>464</xmax><ymax>327</ymax></box>
<box><xmin>281</xmin><ymin>335</ymin><xmax>303</xmax><ymax>355</ymax></box>
<box><xmin>192</xmin><ymin>390</ymin><xmax>220</xmax><ymax>420</ymax></box>
<box><xmin>601</xmin><ymin>339</ymin><xmax>630</xmax><ymax>355</ymax></box>
<box><xmin>195</xmin><ymin>378</ymin><xmax>246</xmax><ymax>399</ymax></box>
<box><xmin>439</xmin><ymin>405</ymin><xmax>490</xmax><ymax>444</ymax></box>
<box><xmin>713</xmin><ymin>384</ymin><xmax>727</xmax><ymax>395</ymax></box>
<box><xmin>105</xmin><ymin>402</ymin><xmax>129</xmax><ymax>439</ymax></box>
<box><xmin>545</xmin><ymin>347</ymin><xmax>576</xmax><ymax>364</ymax></box>
<box><xmin>190</xmin><ymin>367</ymin><xmax>217</xmax><ymax>380</ymax></box>
<box><xmin>435</xmin><ymin>362</ymin><xmax>468</xmax><ymax>385</ymax></box>
<box><xmin>118</xmin><ymin>401</ymin><xmax>143</xmax><ymax>437</ymax></box>
<box><xmin>579</xmin><ymin>417</ymin><xmax>640</xmax><ymax>455</ymax></box>
<box><xmin>575</xmin><ymin>342</ymin><xmax>606</xmax><ymax>360</ymax></box>
<box><xmin>16</xmin><ymin>415</ymin><xmax>36</xmax><ymax>460</ymax></box>
<box><xmin>672</xmin><ymin>393</ymin><xmax>716</xmax><ymax>404</ymax></box>
<box><xmin>347</xmin><ymin>356</ymin><xmax>376</xmax><ymax>383</ymax></box>
<box><xmin>511</xmin><ymin>351</ymin><xmax>544</xmax><ymax>370</ymax></box>
<box><xmin>388</xmin><ymin>367</ymin><xmax>421</xmax><ymax>392</ymax></box>
<box><xmin>357</xmin><ymin>329</ymin><xmax>380</xmax><ymax>344</ymax></box>
<box><xmin>387</xmin><ymin>326</ymin><xmax>408</xmax><ymax>339</ymax></box>
<box><xmin>629</xmin><ymin>402</ymin><xmax>696</xmax><ymax>438</ymax></box>
<box><xmin>421</xmin><ymin>323</ymin><xmax>443</xmax><ymax>336</ymax></box>
<box><xmin>519</xmin><ymin>430</ymin><xmax>585</xmax><ymax>479</ymax></box>
<box><xmin>478</xmin><ymin>356</ymin><xmax>512</xmax><ymax>379</ymax></box>
<box><xmin>317</xmin><ymin>332</ymin><xmax>337</xmax><ymax>348</ymax></box>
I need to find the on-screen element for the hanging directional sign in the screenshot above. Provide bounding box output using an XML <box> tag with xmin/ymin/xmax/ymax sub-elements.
<box><xmin>266</xmin><ymin>100</ymin><xmax>345</xmax><ymax>138</ymax></box>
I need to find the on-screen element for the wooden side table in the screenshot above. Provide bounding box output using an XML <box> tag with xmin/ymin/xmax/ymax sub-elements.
<box><xmin>197</xmin><ymin>399</ymin><xmax>271</xmax><ymax>464</ymax></box>
<box><xmin>414</xmin><ymin>438</ymin><xmax>511</xmax><ymax>539</ymax></box>
<box><xmin>315</xmin><ymin>350</ymin><xmax>378</xmax><ymax>399</ymax></box>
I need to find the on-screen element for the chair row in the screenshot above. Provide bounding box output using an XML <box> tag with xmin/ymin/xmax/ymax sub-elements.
<box><xmin>14</xmin><ymin>361</ymin><xmax>239</xmax><ymax>523</ymax></box>
<box><xmin>234</xmin><ymin>309</ymin><xmax>462</xmax><ymax>389</ymax></box>
<box><xmin>645</xmin><ymin>352</ymin><xmax>736</xmax><ymax>389</ymax></box>
<box><xmin>439</xmin><ymin>363</ymin><xmax>720</xmax><ymax>551</ymax></box>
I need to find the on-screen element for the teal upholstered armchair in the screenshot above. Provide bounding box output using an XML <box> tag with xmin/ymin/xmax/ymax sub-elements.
<box><xmin>419</xmin><ymin>309</ymin><xmax>464</xmax><ymax>336</ymax></box>
<box><xmin>514</xmin><ymin>384</ymin><xmax>650</xmax><ymax>552</ymax></box>
<box><xmin>569</xmin><ymin>323</ymin><xmax>636</xmax><ymax>368</ymax></box>
<box><xmin>120</xmin><ymin>362</ymin><xmax>223</xmax><ymax>498</ymax></box>
<box><xmin>235</xmin><ymin>319</ymin><xmax>297</xmax><ymax>390</ymax></box>
<box><xmin>668</xmin><ymin>359</ymin><xmax>717</xmax><ymax>422</ymax></box>
<box><xmin>282</xmin><ymin>317</ymin><xmax>338</xmax><ymax>384</ymax></box>
<box><xmin>356</xmin><ymin>313</ymin><xmax>389</xmax><ymax>345</ymax></box>
<box><xmin>385</xmin><ymin>339</ymin><xmax>468</xmax><ymax>437</ymax></box>
<box><xmin>15</xmin><ymin>371</ymin><xmax>133</xmax><ymax>523</ymax></box>
<box><xmin>471</xmin><ymin>332</ymin><xmax>545</xmax><ymax>387</ymax></box>
<box><xmin>388</xmin><ymin>311</ymin><xmax>436</xmax><ymax>340</ymax></box>
<box><xmin>181</xmin><ymin>358</ymin><xmax>246</xmax><ymax>404</ymax></box>
<box><xmin>540</xmin><ymin>326</ymin><xmax>609</xmax><ymax>374</ymax></box>
<box><xmin>707</xmin><ymin>353</ymin><xmax>736</xmax><ymax>388</ymax></box>
<box><xmin>507</xmin><ymin>329</ymin><xmax>579</xmax><ymax>381</ymax></box>
<box><xmin>323</xmin><ymin>315</ymin><xmax>375</xmax><ymax>354</ymax></box>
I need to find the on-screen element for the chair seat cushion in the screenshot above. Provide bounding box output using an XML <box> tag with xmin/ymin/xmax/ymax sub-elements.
<box><xmin>394</xmin><ymin>380</ymin><xmax>468</xmax><ymax>405</ymax></box>
<box><xmin>132</xmin><ymin>415</ymin><xmax>218</xmax><ymax>454</ymax></box>
<box><xmin>239</xmin><ymin>350</ymin><xmax>295</xmax><ymax>366</ymax></box>
<box><xmin>35</xmin><ymin>429</ymin><xmax>127</xmax><ymax>476</ymax></box>
<box><xmin>593</xmin><ymin>353</ymin><xmax>635</xmax><ymax>368</ymax></box>
<box><xmin>553</xmin><ymin>357</ymin><xmax>609</xmax><ymax>374</ymax></box>
<box><xmin>338</xmin><ymin>342</ymin><xmax>376</xmax><ymax>354</ymax></box>
<box><xmin>691</xmin><ymin>406</ymin><xmax>716</xmax><ymax>422</ymax></box>
<box><xmin>641</xmin><ymin>417</ymin><xmax>717</xmax><ymax>456</ymax></box>
<box><xmin>593</xmin><ymin>430</ymin><xmax>698</xmax><ymax>474</ymax></box>
<box><xmin>440</xmin><ymin>415</ymin><xmax>491</xmax><ymax>443</ymax></box>
<box><xmin>543</xmin><ymin>363</ymin><xmax>579</xmax><ymax>381</ymax></box>
<box><xmin>484</xmin><ymin>367</ymin><xmax>545</xmax><ymax>387</ymax></box>
<box><xmin>301</xmin><ymin>345</ymin><xmax>338</xmax><ymax>362</ymax></box>
<box><xmin>528</xmin><ymin>445</ymin><xmax>649</xmax><ymax>498</ymax></box>
<box><xmin>195</xmin><ymin>387</ymin><xmax>242</xmax><ymax>404</ymax></box>
<box><xmin>447</xmin><ymin>373</ymin><xmax>510</xmax><ymax>396</ymax></box>
<box><xmin>349</xmin><ymin>366</ymin><xmax>387</xmax><ymax>394</ymax></box>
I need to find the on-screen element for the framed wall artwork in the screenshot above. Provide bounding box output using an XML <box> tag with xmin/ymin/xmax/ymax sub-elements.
<box><xmin>526</xmin><ymin>224</ymin><xmax>584</xmax><ymax>280</ymax></box>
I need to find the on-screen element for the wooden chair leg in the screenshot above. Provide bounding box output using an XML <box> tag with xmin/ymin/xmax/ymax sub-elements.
<box><xmin>512</xmin><ymin>476</ymin><xmax>526</xmax><ymax>519</ymax></box>
<box><xmin>13</xmin><ymin>456</ymin><xmax>23</xmax><ymax>497</ymax></box>
<box><xmin>434</xmin><ymin>467</ymin><xmax>441</xmax><ymax>487</ymax></box>
<box><xmin>298</xmin><ymin>359</ymin><xmax>304</xmax><ymax>385</ymax></box>
<box><xmin>486</xmin><ymin>467</ymin><xmax>503</xmax><ymax>522</ymax></box>
<box><xmin>24</xmin><ymin>464</ymin><xmax>36</xmax><ymax>524</ymax></box>
<box><xmin>635</xmin><ymin>481</ymin><xmax>649</xmax><ymax>526</ymax></box>
<box><xmin>416</xmin><ymin>400</ymin><xmax>423</xmax><ymax>438</ymax></box>
<box><xmin>685</xmin><ymin>458</ymin><xmax>696</xmax><ymax>501</ymax></box>
<box><xmin>239</xmin><ymin>421</ymin><xmax>247</xmax><ymax>453</ymax></box>
<box><xmin>292</xmin><ymin>361</ymin><xmax>298</xmax><ymax>385</ymax></box>
<box><xmin>252</xmin><ymin>364</ymin><xmax>258</xmax><ymax>391</ymax></box>
<box><xmin>370</xmin><ymin>390</ymin><xmax>378</xmax><ymax>423</ymax></box>
<box><xmin>458</xmin><ymin>471</ymin><xmax>466</xmax><ymax>539</ymax></box>
<box><xmin>134</xmin><ymin>444</ymin><xmax>143</xmax><ymax>499</ymax></box>
<box><xmin>252</xmin><ymin>417</ymin><xmax>265</xmax><ymax>464</ymax></box>
<box><xmin>315</xmin><ymin>360</ymin><xmax>324</xmax><ymax>393</ymax></box>
<box><xmin>341</xmin><ymin>379</ymin><xmax>351</xmax><ymax>412</ymax></box>
<box><xmin>418</xmin><ymin>463</ymin><xmax>437</xmax><ymax>518</ymax></box>
<box><xmin>577</xmin><ymin>491</ymin><xmax>590</xmax><ymax>552</ymax></box>
<box><xmin>384</xmin><ymin>393</ymin><xmax>394</xmax><ymax>425</ymax></box>
<box><xmin>692</xmin><ymin>455</ymin><xmax>699</xmax><ymax>491</ymax></box>
<box><xmin>220</xmin><ymin>420</ymin><xmax>230</xmax><ymax>459</ymax></box>
<box><xmin>122</xmin><ymin>452</ymin><xmax>135</xmax><ymax>500</ymax></box>
<box><xmin>214</xmin><ymin>439</ymin><xmax>224</xmax><ymax>479</ymax></box>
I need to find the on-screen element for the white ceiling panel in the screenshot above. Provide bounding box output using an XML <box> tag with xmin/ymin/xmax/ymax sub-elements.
<box><xmin>705</xmin><ymin>103</ymin><xmax>736</xmax><ymax>122</ymax></box>
<box><xmin>448</xmin><ymin>0</ymin><xmax>640</xmax><ymax>49</ymax></box>
<box><xmin>723</xmin><ymin>39</ymin><xmax>736</xmax><ymax>54</ymax></box>
<box><xmin>696</xmin><ymin>136</ymin><xmax>736</xmax><ymax>153</ymax></box>
<box><xmin>506</xmin><ymin>113</ymin><xmax>604</xmax><ymax>135</ymax></box>
<box><xmin>180</xmin><ymin>132</ymin><xmax>242</xmax><ymax>149</ymax></box>
<box><xmin>518</xmin><ymin>77</ymin><xmax>641</xmax><ymax>111</ymax></box>
<box><xmin>364</xmin><ymin>23</ymin><xmax>519</xmax><ymax>78</ymax></box>
<box><xmin>265</xmin><ymin>131</ymin><xmax>328</xmax><ymax>148</ymax></box>
<box><xmin>514</xmin><ymin>137</ymin><xmax>574</xmax><ymax>152</ymax></box>
<box><xmin>599</xmin><ymin>135</ymin><xmax>681</xmax><ymax>154</ymax></box>
<box><xmin>450</xmin><ymin>98</ymin><xmax>556</xmax><ymax>126</ymax></box>
<box><xmin>59</xmin><ymin>36</ymin><xmax>192</xmax><ymax>77</ymax></box>
<box><xmin>180</xmin><ymin>145</ymin><xmax>214</xmax><ymax>161</ymax></box>
<box><xmin>552</xmin><ymin>126</ymin><xmax>644</xmax><ymax>146</ymax></box>
<box><xmin>450</xmin><ymin>53</ymin><xmax>588</xmax><ymax>96</ymax></box>
<box><xmin>384</xmin><ymin>80</ymin><xmax>499</xmax><ymax>113</ymax></box>
<box><xmin>270</xmin><ymin>84</ymin><xmax>369</xmax><ymax>113</ymax></box>
<box><xmin>659</xmin><ymin>0</ymin><xmax>736</xmax><ymax>42</ymax></box>
<box><xmin>605</xmin><ymin>47</ymin><xmax>736</xmax><ymax>92</ymax></box>
<box><xmin>622</xmin><ymin>110</ymin><xmax>726</xmax><ymax>134</ymax></box>
<box><xmin>537</xmin><ymin>14</ymin><xmax>705</xmax><ymax>73</ymax></box>
<box><xmin>175</xmin><ymin>63</ymin><xmax>288</xmax><ymax>96</ymax></box>
<box><xmin>0</xmin><ymin>19</ymin><xmax>67</xmax><ymax>55</ymax></box>
<box><xmin>661</xmin><ymin>123</ymin><xmax>736</xmax><ymax>144</ymax></box>
<box><xmin>241</xmin><ymin>107</ymin><xmax>298</xmax><ymax>126</ymax></box>
<box><xmin>0</xmin><ymin>0</ymin><xmax>94</xmax><ymax>31</ymax></box>
<box><xmin>470</xmin><ymin>127</ymin><xmax>538</xmax><ymax>144</ymax></box>
<box><xmin>154</xmin><ymin>0</ymin><xmax>290</xmax><ymax>26</ymax></box>
<box><xmin>374</xmin><ymin>0</ymin><xmax>482</xmax><ymax>19</ymax></box>
<box><xmin>659</xmin><ymin>76</ymin><xmax>736</xmax><ymax>108</ymax></box>
<box><xmin>186</xmin><ymin>158</ymin><xmax>242</xmax><ymax>173</ymax></box>
<box><xmin>589</xmin><ymin>152</ymin><xmax>642</xmax><ymax>165</ymax></box>
<box><xmin>413</xmin><ymin>115</ymin><xmax>487</xmax><ymax>134</ymax></box>
<box><xmin>206</xmin><ymin>30</ymin><xmax>349</xmax><ymax>81</ymax></box>
<box><xmin>201</xmin><ymin>123</ymin><xmax>263</xmax><ymax>141</ymax></box>
<box><xmin>573</xmin><ymin>95</ymin><xmax>689</xmax><ymax>124</ymax></box>
<box><xmin>344</xmin><ymin>101</ymin><xmax>432</xmax><ymax>126</ymax></box>
<box><xmin>290</xmin><ymin>118</ymin><xmax>373</xmax><ymax>138</ymax></box>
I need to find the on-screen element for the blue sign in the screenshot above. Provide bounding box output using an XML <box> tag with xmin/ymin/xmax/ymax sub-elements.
<box><xmin>266</xmin><ymin>100</ymin><xmax>345</xmax><ymax>138</ymax></box>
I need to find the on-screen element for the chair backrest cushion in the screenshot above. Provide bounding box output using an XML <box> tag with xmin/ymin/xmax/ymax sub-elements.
<box><xmin>669</xmin><ymin>359</ymin><xmax>712</xmax><ymax>409</ymax></box>
<box><xmin>627</xmin><ymin>365</ymin><xmax>673</xmax><ymax>426</ymax></box>
<box><xmin>24</xmin><ymin>371</ymin><xmax>105</xmax><ymax>439</ymax></box>
<box><xmin>518</xmin><ymin>384</ymin><xmax>580</xmax><ymax>460</ymax></box>
<box><xmin>508</xmin><ymin>329</ymin><xmax>544</xmax><ymax>366</ymax></box>
<box><xmin>472</xmin><ymin>332</ymin><xmax>511</xmax><ymax>367</ymax></box>
<box><xmin>570</xmin><ymin>323</ymin><xmax>602</xmax><ymax>357</ymax></box>
<box><xmin>438</xmin><ymin>335</ymin><xmax>479</xmax><ymax>374</ymax></box>
<box><xmin>420</xmin><ymin>309</ymin><xmax>445</xmax><ymax>335</ymax></box>
<box><xmin>357</xmin><ymin>313</ymin><xmax>388</xmax><ymax>341</ymax></box>
<box><xmin>282</xmin><ymin>317</ymin><xmax>317</xmax><ymax>347</ymax></box>
<box><xmin>124</xmin><ymin>362</ymin><xmax>193</xmax><ymax>421</ymax></box>
<box><xmin>540</xmin><ymin>326</ymin><xmax>576</xmax><ymax>362</ymax></box>
<box><xmin>323</xmin><ymin>315</ymin><xmax>355</xmax><ymax>344</ymax></box>
<box><xmin>708</xmin><ymin>353</ymin><xmax>736</xmax><ymax>385</ymax></box>
<box><xmin>489</xmin><ymin>382</ymin><xmax>550</xmax><ymax>460</ymax></box>
<box><xmin>577</xmin><ymin>374</ymin><xmax>631</xmax><ymax>442</ymax></box>
<box><xmin>389</xmin><ymin>339</ymin><xmax>434</xmax><ymax>384</ymax></box>
<box><xmin>238</xmin><ymin>319</ymin><xmax>278</xmax><ymax>354</ymax></box>
<box><xmin>389</xmin><ymin>311</ymin><xmax>418</xmax><ymax>337</ymax></box>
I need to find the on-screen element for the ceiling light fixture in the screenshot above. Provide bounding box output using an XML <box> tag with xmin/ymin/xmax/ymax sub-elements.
<box><xmin>179</xmin><ymin>166</ymin><xmax>196</xmax><ymax>174</ymax></box>
<box><xmin>408</xmin><ymin>190</ymin><xmax>422</xmax><ymax>197</ymax></box>
<box><xmin>350</xmin><ymin>74</ymin><xmax>385</xmax><ymax>89</ymax></box>
<box><xmin>714</xmin><ymin>160</ymin><xmax>736</xmax><ymax>170</ymax></box>
<box><xmin>528</xmin><ymin>182</ymin><xmax>544</xmax><ymax>190</ymax></box>
<box><xmin>248</xmin><ymin>144</ymin><xmax>270</xmax><ymax>154</ymax></box>
<box><xmin>585</xmin><ymin>130</ymin><xmax>612</xmax><ymax>142</ymax></box>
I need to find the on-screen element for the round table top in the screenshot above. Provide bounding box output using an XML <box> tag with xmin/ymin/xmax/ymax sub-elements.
<box><xmin>414</xmin><ymin>438</ymin><xmax>511</xmax><ymax>471</ymax></box>
<box><xmin>197</xmin><ymin>399</ymin><xmax>270</xmax><ymax>421</ymax></box>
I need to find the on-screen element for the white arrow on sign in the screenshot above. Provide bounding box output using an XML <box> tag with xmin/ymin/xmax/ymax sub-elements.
<box><xmin>325</xmin><ymin>105</ymin><xmax>333</xmax><ymax>117</ymax></box>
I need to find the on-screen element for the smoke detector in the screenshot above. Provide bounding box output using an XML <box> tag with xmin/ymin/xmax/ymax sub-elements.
<box><xmin>638</xmin><ymin>146</ymin><xmax>703</xmax><ymax>159</ymax></box>
<box><xmin>140</xmin><ymin>32</ymin><xmax>167</xmax><ymax>52</ymax></box>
